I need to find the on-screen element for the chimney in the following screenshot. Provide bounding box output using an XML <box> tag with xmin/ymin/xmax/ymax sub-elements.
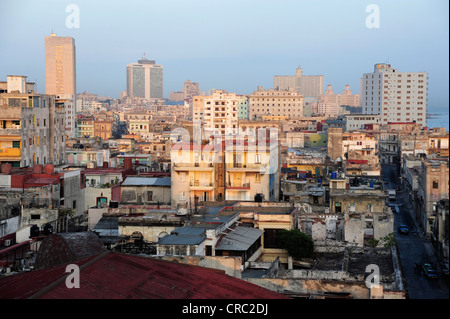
<box><xmin>1</xmin><ymin>163</ymin><xmax>12</xmax><ymax>175</ymax></box>
<box><xmin>33</xmin><ymin>164</ymin><xmax>43</xmax><ymax>174</ymax></box>
<box><xmin>124</xmin><ymin>158</ymin><xmax>132</xmax><ymax>170</ymax></box>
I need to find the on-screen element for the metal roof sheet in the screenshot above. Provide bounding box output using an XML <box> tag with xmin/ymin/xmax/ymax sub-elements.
<box><xmin>121</xmin><ymin>176</ymin><xmax>171</xmax><ymax>187</ymax></box>
<box><xmin>215</xmin><ymin>226</ymin><xmax>263</xmax><ymax>251</ymax></box>
<box><xmin>0</xmin><ymin>252</ymin><xmax>289</xmax><ymax>299</ymax></box>
<box><xmin>157</xmin><ymin>227</ymin><xmax>206</xmax><ymax>245</ymax></box>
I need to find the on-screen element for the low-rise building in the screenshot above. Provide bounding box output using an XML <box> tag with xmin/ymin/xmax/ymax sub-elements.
<box><xmin>415</xmin><ymin>158</ymin><xmax>449</xmax><ymax>235</ymax></box>
<box><xmin>120</xmin><ymin>176</ymin><xmax>171</xmax><ymax>205</ymax></box>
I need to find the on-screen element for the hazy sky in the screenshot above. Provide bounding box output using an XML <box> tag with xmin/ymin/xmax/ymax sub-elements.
<box><xmin>0</xmin><ymin>0</ymin><xmax>448</xmax><ymax>110</ymax></box>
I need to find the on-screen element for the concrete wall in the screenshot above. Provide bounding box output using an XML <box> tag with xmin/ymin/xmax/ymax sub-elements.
<box><xmin>63</xmin><ymin>169</ymin><xmax>85</xmax><ymax>215</ymax></box>
<box><xmin>16</xmin><ymin>225</ymin><xmax>32</xmax><ymax>243</ymax></box>
<box><xmin>152</xmin><ymin>255</ymin><xmax>243</xmax><ymax>279</ymax></box>
<box><xmin>344</xmin><ymin>213</ymin><xmax>365</xmax><ymax>246</ymax></box>
<box><xmin>119</xmin><ymin>223</ymin><xmax>179</xmax><ymax>243</ymax></box>
<box><xmin>0</xmin><ymin>215</ymin><xmax>20</xmax><ymax>238</ymax></box>
<box><xmin>121</xmin><ymin>185</ymin><xmax>171</xmax><ymax>205</ymax></box>
<box><xmin>84</xmin><ymin>187</ymin><xmax>112</xmax><ymax>211</ymax></box>
<box><xmin>20</xmin><ymin>207</ymin><xmax>58</xmax><ymax>229</ymax></box>
<box><xmin>246</xmin><ymin>277</ymin><xmax>370</xmax><ymax>299</ymax></box>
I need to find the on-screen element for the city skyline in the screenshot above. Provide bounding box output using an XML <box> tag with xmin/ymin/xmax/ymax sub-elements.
<box><xmin>0</xmin><ymin>0</ymin><xmax>448</xmax><ymax>111</ymax></box>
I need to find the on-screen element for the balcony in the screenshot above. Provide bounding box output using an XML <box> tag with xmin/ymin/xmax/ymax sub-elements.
<box><xmin>0</xmin><ymin>147</ymin><xmax>21</xmax><ymax>158</ymax></box>
<box><xmin>227</xmin><ymin>182</ymin><xmax>250</xmax><ymax>190</ymax></box>
<box><xmin>227</xmin><ymin>162</ymin><xmax>268</xmax><ymax>172</ymax></box>
<box><xmin>190</xmin><ymin>180</ymin><xmax>214</xmax><ymax>190</ymax></box>
<box><xmin>0</xmin><ymin>128</ymin><xmax>21</xmax><ymax>136</ymax></box>
<box><xmin>173</xmin><ymin>162</ymin><xmax>214</xmax><ymax>171</ymax></box>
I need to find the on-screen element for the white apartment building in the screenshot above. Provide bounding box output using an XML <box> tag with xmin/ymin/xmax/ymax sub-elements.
<box><xmin>193</xmin><ymin>90</ymin><xmax>239</xmax><ymax>137</ymax></box>
<box><xmin>0</xmin><ymin>76</ymin><xmax>66</xmax><ymax>167</ymax></box>
<box><xmin>344</xmin><ymin>114</ymin><xmax>381</xmax><ymax>131</ymax></box>
<box><xmin>249</xmin><ymin>86</ymin><xmax>303</xmax><ymax>120</ymax></box>
<box><xmin>361</xmin><ymin>63</ymin><xmax>427</xmax><ymax>127</ymax></box>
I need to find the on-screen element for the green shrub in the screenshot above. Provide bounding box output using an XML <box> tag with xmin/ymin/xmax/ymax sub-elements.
<box><xmin>277</xmin><ymin>229</ymin><xmax>314</xmax><ymax>259</ymax></box>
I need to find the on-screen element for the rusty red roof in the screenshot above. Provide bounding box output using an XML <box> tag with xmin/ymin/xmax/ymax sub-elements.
<box><xmin>0</xmin><ymin>252</ymin><xmax>289</xmax><ymax>299</ymax></box>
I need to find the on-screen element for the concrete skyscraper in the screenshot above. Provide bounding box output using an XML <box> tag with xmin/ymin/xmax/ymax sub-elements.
<box><xmin>361</xmin><ymin>63</ymin><xmax>427</xmax><ymax>127</ymax></box>
<box><xmin>45</xmin><ymin>33</ymin><xmax>76</xmax><ymax>137</ymax></box>
<box><xmin>126</xmin><ymin>57</ymin><xmax>163</xmax><ymax>100</ymax></box>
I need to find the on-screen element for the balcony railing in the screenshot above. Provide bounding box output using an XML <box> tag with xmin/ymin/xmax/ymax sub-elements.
<box><xmin>227</xmin><ymin>182</ymin><xmax>250</xmax><ymax>189</ymax></box>
<box><xmin>190</xmin><ymin>180</ymin><xmax>213</xmax><ymax>187</ymax></box>
<box><xmin>0</xmin><ymin>148</ymin><xmax>21</xmax><ymax>157</ymax></box>
<box><xmin>174</xmin><ymin>162</ymin><xmax>214</xmax><ymax>168</ymax></box>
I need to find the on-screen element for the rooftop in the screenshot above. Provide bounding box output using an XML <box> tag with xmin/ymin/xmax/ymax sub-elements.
<box><xmin>215</xmin><ymin>226</ymin><xmax>263</xmax><ymax>251</ymax></box>
<box><xmin>121</xmin><ymin>176</ymin><xmax>171</xmax><ymax>187</ymax></box>
<box><xmin>0</xmin><ymin>251</ymin><xmax>287</xmax><ymax>299</ymax></box>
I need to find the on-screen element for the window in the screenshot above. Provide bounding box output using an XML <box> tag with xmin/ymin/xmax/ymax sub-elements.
<box><xmin>433</xmin><ymin>181</ymin><xmax>439</xmax><ymax>189</ymax></box>
<box><xmin>147</xmin><ymin>191</ymin><xmax>153</xmax><ymax>201</ymax></box>
<box><xmin>264</xmin><ymin>229</ymin><xmax>281</xmax><ymax>248</ymax></box>
<box><xmin>12</xmin><ymin>141</ymin><xmax>20</xmax><ymax>148</ymax></box>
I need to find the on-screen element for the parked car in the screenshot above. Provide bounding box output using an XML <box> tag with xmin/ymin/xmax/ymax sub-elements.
<box><xmin>398</xmin><ymin>225</ymin><xmax>409</xmax><ymax>234</ymax></box>
<box><xmin>422</xmin><ymin>263</ymin><xmax>438</xmax><ymax>280</ymax></box>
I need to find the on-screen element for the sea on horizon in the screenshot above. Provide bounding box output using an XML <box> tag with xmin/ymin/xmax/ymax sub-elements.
<box><xmin>427</xmin><ymin>108</ymin><xmax>449</xmax><ymax>131</ymax></box>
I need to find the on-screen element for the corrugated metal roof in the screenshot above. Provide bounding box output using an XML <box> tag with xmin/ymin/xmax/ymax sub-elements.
<box><xmin>0</xmin><ymin>252</ymin><xmax>289</xmax><ymax>299</ymax></box>
<box><xmin>121</xmin><ymin>176</ymin><xmax>171</xmax><ymax>187</ymax></box>
<box><xmin>157</xmin><ymin>227</ymin><xmax>206</xmax><ymax>245</ymax></box>
<box><xmin>216</xmin><ymin>226</ymin><xmax>263</xmax><ymax>251</ymax></box>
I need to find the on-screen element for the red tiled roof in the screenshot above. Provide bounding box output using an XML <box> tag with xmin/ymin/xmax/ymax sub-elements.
<box><xmin>0</xmin><ymin>252</ymin><xmax>288</xmax><ymax>299</ymax></box>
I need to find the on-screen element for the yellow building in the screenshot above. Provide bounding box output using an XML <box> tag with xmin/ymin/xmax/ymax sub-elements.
<box><xmin>171</xmin><ymin>138</ymin><xmax>281</xmax><ymax>209</ymax></box>
<box><xmin>94</xmin><ymin>120</ymin><xmax>112</xmax><ymax>141</ymax></box>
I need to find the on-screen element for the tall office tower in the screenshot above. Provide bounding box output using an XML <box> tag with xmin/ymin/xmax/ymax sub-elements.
<box><xmin>126</xmin><ymin>57</ymin><xmax>163</xmax><ymax>100</ymax></box>
<box><xmin>45</xmin><ymin>33</ymin><xmax>76</xmax><ymax>137</ymax></box>
<box><xmin>273</xmin><ymin>66</ymin><xmax>324</xmax><ymax>99</ymax></box>
<box><xmin>361</xmin><ymin>63</ymin><xmax>427</xmax><ymax>127</ymax></box>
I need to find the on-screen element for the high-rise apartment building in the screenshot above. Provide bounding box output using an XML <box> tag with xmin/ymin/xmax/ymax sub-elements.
<box><xmin>249</xmin><ymin>86</ymin><xmax>303</xmax><ymax>120</ymax></box>
<box><xmin>0</xmin><ymin>75</ymin><xmax>66</xmax><ymax>167</ymax></box>
<box><xmin>45</xmin><ymin>33</ymin><xmax>76</xmax><ymax>137</ymax></box>
<box><xmin>193</xmin><ymin>90</ymin><xmax>239</xmax><ymax>137</ymax></box>
<box><xmin>183</xmin><ymin>80</ymin><xmax>201</xmax><ymax>106</ymax></box>
<box><xmin>361</xmin><ymin>63</ymin><xmax>427</xmax><ymax>127</ymax></box>
<box><xmin>126</xmin><ymin>57</ymin><xmax>163</xmax><ymax>100</ymax></box>
<box><xmin>274</xmin><ymin>67</ymin><xmax>324</xmax><ymax>99</ymax></box>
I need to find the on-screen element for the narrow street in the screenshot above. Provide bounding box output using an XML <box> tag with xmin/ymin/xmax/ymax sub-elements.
<box><xmin>382</xmin><ymin>164</ymin><xmax>449</xmax><ymax>299</ymax></box>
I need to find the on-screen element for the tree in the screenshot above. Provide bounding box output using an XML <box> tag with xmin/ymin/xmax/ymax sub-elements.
<box><xmin>379</xmin><ymin>232</ymin><xmax>396</xmax><ymax>248</ymax></box>
<box><xmin>277</xmin><ymin>229</ymin><xmax>314</xmax><ymax>259</ymax></box>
